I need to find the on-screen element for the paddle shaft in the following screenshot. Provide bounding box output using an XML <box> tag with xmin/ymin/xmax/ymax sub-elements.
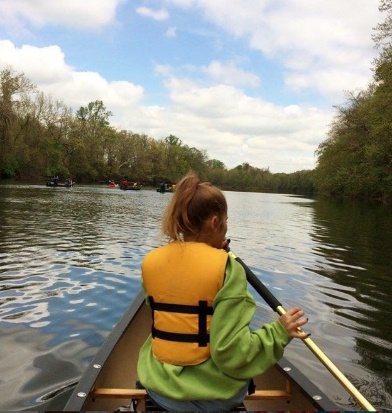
<box><xmin>230</xmin><ymin>252</ymin><xmax>375</xmax><ymax>411</ymax></box>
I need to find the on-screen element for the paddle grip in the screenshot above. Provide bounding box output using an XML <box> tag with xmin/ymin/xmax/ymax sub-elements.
<box><xmin>234</xmin><ymin>256</ymin><xmax>282</xmax><ymax>312</ymax></box>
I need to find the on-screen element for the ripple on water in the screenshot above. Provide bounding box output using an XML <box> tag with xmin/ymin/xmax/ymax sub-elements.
<box><xmin>1</xmin><ymin>186</ymin><xmax>391</xmax><ymax>410</ymax></box>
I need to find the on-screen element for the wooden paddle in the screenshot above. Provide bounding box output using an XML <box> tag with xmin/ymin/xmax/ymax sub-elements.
<box><xmin>227</xmin><ymin>249</ymin><xmax>375</xmax><ymax>411</ymax></box>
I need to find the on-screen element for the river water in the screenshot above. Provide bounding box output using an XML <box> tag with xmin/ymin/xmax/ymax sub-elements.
<box><xmin>0</xmin><ymin>184</ymin><xmax>391</xmax><ymax>411</ymax></box>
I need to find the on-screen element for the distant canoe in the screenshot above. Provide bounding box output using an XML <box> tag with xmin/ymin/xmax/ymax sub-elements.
<box><xmin>46</xmin><ymin>182</ymin><xmax>74</xmax><ymax>188</ymax></box>
<box><xmin>120</xmin><ymin>185</ymin><xmax>142</xmax><ymax>190</ymax></box>
<box><xmin>156</xmin><ymin>187</ymin><xmax>174</xmax><ymax>193</ymax></box>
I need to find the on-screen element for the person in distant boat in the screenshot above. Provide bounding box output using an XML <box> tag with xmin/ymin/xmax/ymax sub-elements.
<box><xmin>65</xmin><ymin>177</ymin><xmax>72</xmax><ymax>186</ymax></box>
<box><xmin>159</xmin><ymin>181</ymin><xmax>165</xmax><ymax>192</ymax></box>
<box><xmin>122</xmin><ymin>178</ymin><xmax>128</xmax><ymax>189</ymax></box>
<box><xmin>137</xmin><ymin>170</ymin><xmax>309</xmax><ymax>411</ymax></box>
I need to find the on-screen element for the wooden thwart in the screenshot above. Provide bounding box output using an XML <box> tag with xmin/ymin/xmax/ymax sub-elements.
<box><xmin>246</xmin><ymin>389</ymin><xmax>291</xmax><ymax>400</ymax></box>
<box><xmin>91</xmin><ymin>388</ymin><xmax>147</xmax><ymax>399</ymax></box>
<box><xmin>90</xmin><ymin>386</ymin><xmax>292</xmax><ymax>401</ymax></box>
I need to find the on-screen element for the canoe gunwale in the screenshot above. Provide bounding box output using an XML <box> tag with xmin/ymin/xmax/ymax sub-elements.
<box><xmin>64</xmin><ymin>292</ymin><xmax>145</xmax><ymax>411</ymax></box>
<box><xmin>275</xmin><ymin>358</ymin><xmax>338</xmax><ymax>411</ymax></box>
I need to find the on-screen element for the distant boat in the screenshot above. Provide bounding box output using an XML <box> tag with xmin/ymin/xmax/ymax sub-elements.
<box><xmin>46</xmin><ymin>181</ymin><xmax>74</xmax><ymax>188</ymax></box>
<box><xmin>120</xmin><ymin>184</ymin><xmax>142</xmax><ymax>190</ymax></box>
<box><xmin>157</xmin><ymin>185</ymin><xmax>174</xmax><ymax>193</ymax></box>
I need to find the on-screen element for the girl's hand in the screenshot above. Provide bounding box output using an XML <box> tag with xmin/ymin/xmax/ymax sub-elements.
<box><xmin>279</xmin><ymin>307</ymin><xmax>309</xmax><ymax>339</ymax></box>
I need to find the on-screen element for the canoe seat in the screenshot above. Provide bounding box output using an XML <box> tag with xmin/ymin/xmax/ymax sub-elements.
<box><xmin>90</xmin><ymin>387</ymin><xmax>292</xmax><ymax>401</ymax></box>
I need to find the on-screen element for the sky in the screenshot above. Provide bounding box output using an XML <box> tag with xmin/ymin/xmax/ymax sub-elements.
<box><xmin>0</xmin><ymin>0</ymin><xmax>384</xmax><ymax>173</ymax></box>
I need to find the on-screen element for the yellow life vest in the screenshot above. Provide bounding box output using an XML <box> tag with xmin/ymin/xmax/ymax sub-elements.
<box><xmin>142</xmin><ymin>242</ymin><xmax>228</xmax><ymax>366</ymax></box>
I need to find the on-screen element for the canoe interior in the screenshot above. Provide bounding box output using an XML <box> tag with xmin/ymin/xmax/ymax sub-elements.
<box><xmin>64</xmin><ymin>291</ymin><xmax>338</xmax><ymax>411</ymax></box>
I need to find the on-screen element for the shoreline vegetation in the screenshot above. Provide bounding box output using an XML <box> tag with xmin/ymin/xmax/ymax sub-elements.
<box><xmin>1</xmin><ymin>1</ymin><xmax>391</xmax><ymax>205</ymax></box>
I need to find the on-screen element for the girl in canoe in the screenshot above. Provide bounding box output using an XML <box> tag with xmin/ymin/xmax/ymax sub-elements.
<box><xmin>137</xmin><ymin>171</ymin><xmax>309</xmax><ymax>411</ymax></box>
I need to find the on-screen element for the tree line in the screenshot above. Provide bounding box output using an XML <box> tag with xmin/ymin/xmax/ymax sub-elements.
<box><xmin>0</xmin><ymin>67</ymin><xmax>316</xmax><ymax>194</ymax></box>
<box><xmin>1</xmin><ymin>0</ymin><xmax>391</xmax><ymax>202</ymax></box>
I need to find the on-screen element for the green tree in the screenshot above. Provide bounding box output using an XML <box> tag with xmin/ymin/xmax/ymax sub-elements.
<box><xmin>75</xmin><ymin>100</ymin><xmax>113</xmax><ymax>181</ymax></box>
<box><xmin>0</xmin><ymin>66</ymin><xmax>36</xmax><ymax>177</ymax></box>
<box><xmin>372</xmin><ymin>0</ymin><xmax>392</xmax><ymax>48</ymax></box>
<box><xmin>163</xmin><ymin>135</ymin><xmax>187</xmax><ymax>182</ymax></box>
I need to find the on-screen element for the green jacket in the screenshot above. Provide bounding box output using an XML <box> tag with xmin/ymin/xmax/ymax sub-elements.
<box><xmin>137</xmin><ymin>253</ymin><xmax>292</xmax><ymax>400</ymax></box>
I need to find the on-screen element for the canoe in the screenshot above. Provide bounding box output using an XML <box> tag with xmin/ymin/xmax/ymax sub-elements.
<box><xmin>64</xmin><ymin>290</ymin><xmax>339</xmax><ymax>412</ymax></box>
<box><xmin>156</xmin><ymin>188</ymin><xmax>173</xmax><ymax>193</ymax></box>
<box><xmin>120</xmin><ymin>185</ymin><xmax>142</xmax><ymax>190</ymax></box>
<box><xmin>46</xmin><ymin>182</ymin><xmax>74</xmax><ymax>188</ymax></box>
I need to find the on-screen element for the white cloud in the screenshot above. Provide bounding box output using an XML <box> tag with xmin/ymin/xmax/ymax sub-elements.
<box><xmin>0</xmin><ymin>0</ymin><xmax>124</xmax><ymax>29</ymax></box>
<box><xmin>123</xmin><ymin>75</ymin><xmax>332</xmax><ymax>171</ymax></box>
<box><xmin>48</xmin><ymin>73</ymin><xmax>144</xmax><ymax>109</ymax></box>
<box><xmin>136</xmin><ymin>7</ymin><xmax>169</xmax><ymax>21</ymax></box>
<box><xmin>201</xmin><ymin>61</ymin><xmax>260</xmax><ymax>88</ymax></box>
<box><xmin>0</xmin><ymin>41</ymin><xmax>73</xmax><ymax>84</ymax></box>
<box><xmin>154</xmin><ymin>64</ymin><xmax>173</xmax><ymax>76</ymax></box>
<box><xmin>167</xmin><ymin>0</ymin><xmax>381</xmax><ymax>101</ymax></box>
<box><xmin>0</xmin><ymin>40</ymin><xmax>144</xmax><ymax>109</ymax></box>
<box><xmin>285</xmin><ymin>69</ymin><xmax>372</xmax><ymax>99</ymax></box>
<box><xmin>166</xmin><ymin>26</ymin><xmax>177</xmax><ymax>37</ymax></box>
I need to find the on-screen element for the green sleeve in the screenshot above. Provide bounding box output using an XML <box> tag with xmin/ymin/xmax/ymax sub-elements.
<box><xmin>210</xmin><ymin>255</ymin><xmax>292</xmax><ymax>379</ymax></box>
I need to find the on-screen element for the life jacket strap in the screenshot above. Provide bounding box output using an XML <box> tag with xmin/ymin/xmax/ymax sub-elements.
<box><xmin>149</xmin><ymin>296</ymin><xmax>213</xmax><ymax>347</ymax></box>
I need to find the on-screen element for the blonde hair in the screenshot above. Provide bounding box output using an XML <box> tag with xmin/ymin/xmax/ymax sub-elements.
<box><xmin>162</xmin><ymin>171</ymin><xmax>227</xmax><ymax>241</ymax></box>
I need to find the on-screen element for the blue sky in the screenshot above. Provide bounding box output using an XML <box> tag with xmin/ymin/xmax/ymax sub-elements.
<box><xmin>0</xmin><ymin>0</ymin><xmax>383</xmax><ymax>173</ymax></box>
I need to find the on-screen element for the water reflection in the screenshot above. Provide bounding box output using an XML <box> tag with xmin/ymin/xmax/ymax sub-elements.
<box><xmin>224</xmin><ymin>191</ymin><xmax>391</xmax><ymax>409</ymax></box>
<box><xmin>0</xmin><ymin>186</ymin><xmax>391</xmax><ymax>410</ymax></box>
<box><xmin>0</xmin><ymin>184</ymin><xmax>168</xmax><ymax>410</ymax></box>
<box><xmin>309</xmin><ymin>196</ymin><xmax>392</xmax><ymax>407</ymax></box>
